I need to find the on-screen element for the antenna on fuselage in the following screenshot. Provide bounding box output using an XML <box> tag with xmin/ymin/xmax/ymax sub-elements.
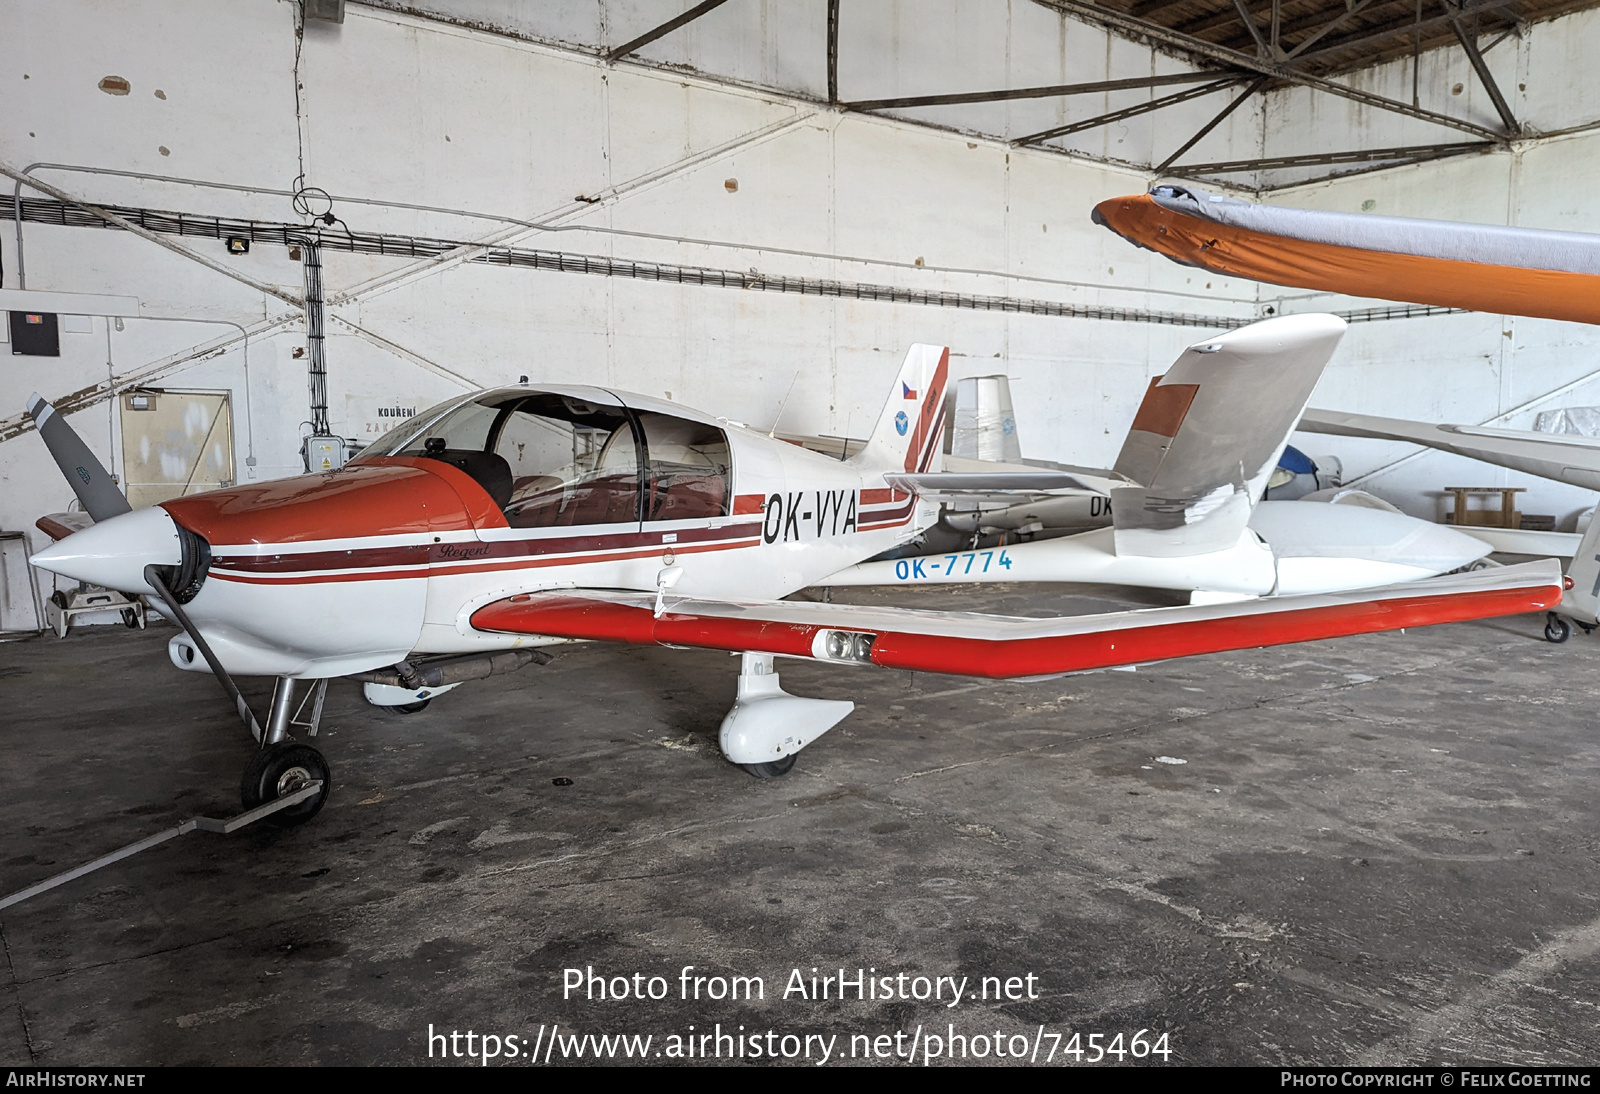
<box><xmin>767</xmin><ymin>370</ymin><xmax>801</xmax><ymax>439</ymax></box>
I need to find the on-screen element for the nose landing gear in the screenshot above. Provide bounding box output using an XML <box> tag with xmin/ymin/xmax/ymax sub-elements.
<box><xmin>242</xmin><ymin>741</ymin><xmax>331</xmax><ymax>826</ymax></box>
<box><xmin>240</xmin><ymin>676</ymin><xmax>333</xmax><ymax>827</ymax></box>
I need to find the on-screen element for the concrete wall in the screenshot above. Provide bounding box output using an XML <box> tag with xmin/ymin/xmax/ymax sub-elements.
<box><xmin>3</xmin><ymin>0</ymin><xmax>1599</xmax><ymax>628</ymax></box>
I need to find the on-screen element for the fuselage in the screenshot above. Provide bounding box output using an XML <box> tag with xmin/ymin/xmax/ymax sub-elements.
<box><xmin>822</xmin><ymin>498</ymin><xmax>1490</xmax><ymax>597</ymax></box>
<box><xmin>36</xmin><ymin>385</ymin><xmax>940</xmax><ymax>678</ymax></box>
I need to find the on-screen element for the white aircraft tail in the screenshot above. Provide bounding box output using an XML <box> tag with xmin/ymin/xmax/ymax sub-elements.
<box><xmin>1561</xmin><ymin>513</ymin><xmax>1600</xmax><ymax>623</ymax></box>
<box><xmin>1112</xmin><ymin>314</ymin><xmax>1346</xmax><ymax>557</ymax></box>
<box><xmin>852</xmin><ymin>344</ymin><xmax>951</xmax><ymax>475</ymax></box>
<box><xmin>952</xmin><ymin>375</ymin><xmax>1022</xmax><ymax>463</ymax></box>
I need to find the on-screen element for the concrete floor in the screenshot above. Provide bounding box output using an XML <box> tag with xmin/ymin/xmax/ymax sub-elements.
<box><xmin>2</xmin><ymin>583</ymin><xmax>1598</xmax><ymax>1067</ymax></box>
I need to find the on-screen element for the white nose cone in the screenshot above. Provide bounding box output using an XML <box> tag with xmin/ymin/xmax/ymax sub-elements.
<box><xmin>30</xmin><ymin>505</ymin><xmax>183</xmax><ymax>594</ymax></box>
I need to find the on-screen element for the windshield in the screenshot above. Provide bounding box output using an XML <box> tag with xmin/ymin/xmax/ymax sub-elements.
<box><xmin>350</xmin><ymin>393</ymin><xmax>478</xmax><ymax>461</ymax></box>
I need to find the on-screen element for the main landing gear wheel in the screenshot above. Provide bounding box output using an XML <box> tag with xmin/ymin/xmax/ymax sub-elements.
<box><xmin>241</xmin><ymin>741</ymin><xmax>331</xmax><ymax>827</ymax></box>
<box><xmin>741</xmin><ymin>754</ymin><xmax>797</xmax><ymax>779</ymax></box>
<box><xmin>1545</xmin><ymin>612</ymin><xmax>1572</xmax><ymax>644</ymax></box>
<box><xmin>392</xmin><ymin>699</ymin><xmax>430</xmax><ymax>714</ymax></box>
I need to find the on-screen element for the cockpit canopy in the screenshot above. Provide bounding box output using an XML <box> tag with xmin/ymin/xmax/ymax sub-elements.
<box><xmin>355</xmin><ymin>389</ymin><xmax>732</xmax><ymax>527</ymax></box>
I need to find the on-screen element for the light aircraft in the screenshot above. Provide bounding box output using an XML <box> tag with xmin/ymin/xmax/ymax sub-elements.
<box><xmin>820</xmin><ymin>319</ymin><xmax>1490</xmax><ymax>601</ymax></box>
<box><xmin>26</xmin><ymin>317</ymin><xmax>1561</xmax><ymax>826</ymax></box>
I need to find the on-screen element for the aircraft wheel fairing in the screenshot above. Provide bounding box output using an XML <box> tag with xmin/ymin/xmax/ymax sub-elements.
<box><xmin>1545</xmin><ymin>613</ymin><xmax>1572</xmax><ymax>644</ymax></box>
<box><xmin>48</xmin><ymin>592</ymin><xmax>70</xmax><ymax>638</ymax></box>
<box><xmin>242</xmin><ymin>742</ymin><xmax>331</xmax><ymax>826</ymax></box>
<box><xmin>741</xmin><ymin>755</ymin><xmax>797</xmax><ymax>779</ymax></box>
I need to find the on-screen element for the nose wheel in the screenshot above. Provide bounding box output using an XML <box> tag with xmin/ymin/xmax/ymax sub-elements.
<box><xmin>238</xmin><ymin>676</ymin><xmax>334</xmax><ymax>827</ymax></box>
<box><xmin>242</xmin><ymin>741</ymin><xmax>331</xmax><ymax>827</ymax></box>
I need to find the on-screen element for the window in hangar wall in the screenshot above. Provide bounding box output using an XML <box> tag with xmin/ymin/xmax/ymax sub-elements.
<box><xmin>119</xmin><ymin>390</ymin><xmax>235</xmax><ymax>509</ymax></box>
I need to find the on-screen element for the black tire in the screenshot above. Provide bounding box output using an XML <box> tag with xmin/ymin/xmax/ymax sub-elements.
<box><xmin>1545</xmin><ymin>613</ymin><xmax>1572</xmax><ymax>644</ymax></box>
<box><xmin>1580</xmin><ymin>622</ymin><xmax>1597</xmax><ymax>635</ymax></box>
<box><xmin>392</xmin><ymin>699</ymin><xmax>431</xmax><ymax>714</ymax></box>
<box><xmin>741</xmin><ymin>754</ymin><xmax>797</xmax><ymax>779</ymax></box>
<box><xmin>241</xmin><ymin>741</ymin><xmax>331</xmax><ymax>827</ymax></box>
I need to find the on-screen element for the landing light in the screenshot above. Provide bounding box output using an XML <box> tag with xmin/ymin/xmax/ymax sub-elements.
<box><xmin>819</xmin><ymin>630</ymin><xmax>876</xmax><ymax>664</ymax></box>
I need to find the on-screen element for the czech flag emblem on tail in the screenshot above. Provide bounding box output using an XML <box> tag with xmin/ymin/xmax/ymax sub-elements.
<box><xmin>853</xmin><ymin>344</ymin><xmax>950</xmax><ymax>475</ymax></box>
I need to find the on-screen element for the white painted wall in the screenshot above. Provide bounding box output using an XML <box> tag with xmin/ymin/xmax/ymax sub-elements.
<box><xmin>2</xmin><ymin>0</ymin><xmax>1599</xmax><ymax>629</ymax></box>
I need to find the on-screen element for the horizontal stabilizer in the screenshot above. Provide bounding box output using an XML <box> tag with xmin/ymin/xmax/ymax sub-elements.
<box><xmin>471</xmin><ymin>560</ymin><xmax>1559</xmax><ymax>680</ymax></box>
<box><xmin>884</xmin><ymin>471</ymin><xmax>1100</xmax><ymax>500</ymax></box>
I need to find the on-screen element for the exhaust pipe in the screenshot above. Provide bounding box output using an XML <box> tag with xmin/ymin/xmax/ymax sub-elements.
<box><xmin>348</xmin><ymin>648</ymin><xmax>551</xmax><ymax>689</ymax></box>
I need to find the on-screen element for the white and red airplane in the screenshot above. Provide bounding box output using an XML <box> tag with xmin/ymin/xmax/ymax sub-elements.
<box><xmin>26</xmin><ymin>316</ymin><xmax>1561</xmax><ymax>826</ymax></box>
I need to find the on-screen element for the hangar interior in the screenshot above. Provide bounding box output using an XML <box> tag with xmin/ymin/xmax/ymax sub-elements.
<box><xmin>3</xmin><ymin>0</ymin><xmax>1600</xmax><ymax>1069</ymax></box>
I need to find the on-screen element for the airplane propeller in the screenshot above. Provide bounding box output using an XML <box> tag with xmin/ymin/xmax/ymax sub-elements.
<box><xmin>25</xmin><ymin>392</ymin><xmax>132</xmax><ymax>522</ymax></box>
<box><xmin>26</xmin><ymin>394</ymin><xmax>263</xmax><ymax>740</ymax></box>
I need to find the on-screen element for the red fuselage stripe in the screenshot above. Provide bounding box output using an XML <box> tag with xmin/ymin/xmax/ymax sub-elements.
<box><xmin>210</xmin><ymin>537</ymin><xmax>763</xmax><ymax>585</ymax></box>
<box><xmin>210</xmin><ymin>520</ymin><xmax>764</xmax><ymax>575</ymax></box>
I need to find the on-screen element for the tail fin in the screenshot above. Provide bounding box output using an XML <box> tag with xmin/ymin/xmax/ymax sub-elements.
<box><xmin>1111</xmin><ymin>313</ymin><xmax>1346</xmax><ymax>557</ymax></box>
<box><xmin>952</xmin><ymin>375</ymin><xmax>1023</xmax><ymax>463</ymax></box>
<box><xmin>1561</xmin><ymin>512</ymin><xmax>1600</xmax><ymax>624</ymax></box>
<box><xmin>852</xmin><ymin>344</ymin><xmax>951</xmax><ymax>474</ymax></box>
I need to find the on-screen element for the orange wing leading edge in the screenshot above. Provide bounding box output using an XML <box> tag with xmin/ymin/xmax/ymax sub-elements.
<box><xmin>1092</xmin><ymin>187</ymin><xmax>1600</xmax><ymax>326</ymax></box>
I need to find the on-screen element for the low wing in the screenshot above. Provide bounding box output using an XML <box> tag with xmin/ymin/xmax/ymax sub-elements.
<box><xmin>472</xmin><ymin>560</ymin><xmax>1558</xmax><ymax>680</ymax></box>
<box><xmin>1299</xmin><ymin>408</ymin><xmax>1600</xmax><ymax>492</ymax></box>
<box><xmin>1093</xmin><ymin>185</ymin><xmax>1600</xmax><ymax>325</ymax></box>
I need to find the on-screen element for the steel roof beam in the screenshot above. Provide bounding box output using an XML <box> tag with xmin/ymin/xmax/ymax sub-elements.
<box><xmin>1231</xmin><ymin>0</ymin><xmax>1276</xmax><ymax>57</ymax></box>
<box><xmin>606</xmin><ymin>0</ymin><xmax>733</xmax><ymax>62</ymax></box>
<box><xmin>1284</xmin><ymin>0</ymin><xmax>1379</xmax><ymax>59</ymax></box>
<box><xmin>1030</xmin><ymin>0</ymin><xmax>1506</xmax><ymax>139</ymax></box>
<box><xmin>844</xmin><ymin>70</ymin><xmax>1244</xmax><ymax>112</ymax></box>
<box><xmin>1158</xmin><ymin>77</ymin><xmax>1270</xmax><ymax>169</ymax></box>
<box><xmin>1191</xmin><ymin>0</ymin><xmax>1378</xmax><ymax>50</ymax></box>
<box><xmin>1012</xmin><ymin>77</ymin><xmax>1247</xmax><ymax>146</ymax></box>
<box><xmin>1291</xmin><ymin>0</ymin><xmax>1524</xmax><ymax>63</ymax></box>
<box><xmin>1441</xmin><ymin>0</ymin><xmax>1522</xmax><ymax>136</ymax></box>
<box><xmin>1171</xmin><ymin>139</ymin><xmax>1494</xmax><ymax>172</ymax></box>
<box><xmin>1131</xmin><ymin>0</ymin><xmax>1200</xmax><ymax>17</ymax></box>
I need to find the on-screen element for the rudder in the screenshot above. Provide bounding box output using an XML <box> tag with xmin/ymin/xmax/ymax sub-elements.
<box><xmin>852</xmin><ymin>344</ymin><xmax>951</xmax><ymax>474</ymax></box>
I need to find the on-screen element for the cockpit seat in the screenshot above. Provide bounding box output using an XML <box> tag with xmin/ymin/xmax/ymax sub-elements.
<box><xmin>425</xmin><ymin>449</ymin><xmax>514</xmax><ymax>509</ymax></box>
<box><xmin>652</xmin><ymin>473</ymin><xmax>726</xmax><ymax>520</ymax></box>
